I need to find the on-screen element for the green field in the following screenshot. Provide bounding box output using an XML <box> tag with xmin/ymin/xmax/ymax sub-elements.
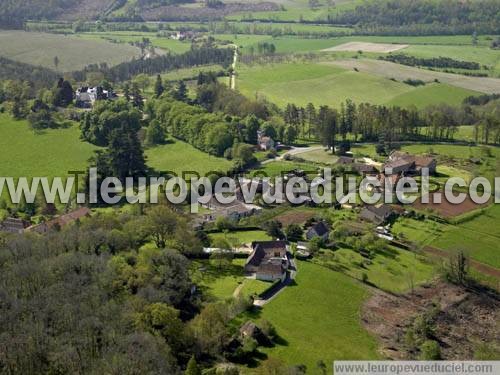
<box><xmin>432</xmin><ymin>205</ymin><xmax>500</xmax><ymax>269</ymax></box>
<box><xmin>209</xmin><ymin>230</ymin><xmax>272</xmax><ymax>246</ymax></box>
<box><xmin>237</xmin><ymin>61</ymin><xmax>477</xmax><ymax>108</ymax></box>
<box><xmin>315</xmin><ymin>246</ymin><xmax>437</xmax><ymax>293</ymax></box>
<box><xmin>0</xmin><ymin>114</ymin><xmax>97</xmax><ymax>179</ymax></box>
<box><xmin>146</xmin><ymin>138</ymin><xmax>234</xmax><ymax>177</ymax></box>
<box><xmin>243</xmin><ymin>261</ymin><xmax>379</xmax><ymax>370</ymax></box>
<box><xmin>248</xmin><ymin>160</ymin><xmax>319</xmax><ymax>178</ymax></box>
<box><xmin>0</xmin><ymin>31</ymin><xmax>141</xmax><ymax>71</ymax></box>
<box><xmin>79</xmin><ymin>31</ymin><xmax>192</xmax><ymax>54</ymax></box>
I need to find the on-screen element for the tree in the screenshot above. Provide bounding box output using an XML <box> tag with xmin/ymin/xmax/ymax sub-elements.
<box><xmin>190</xmin><ymin>303</ymin><xmax>228</xmax><ymax>357</ymax></box>
<box><xmin>173</xmin><ymin>81</ymin><xmax>188</xmax><ymax>102</ymax></box>
<box><xmin>53</xmin><ymin>79</ymin><xmax>73</xmax><ymax>107</ymax></box>
<box><xmin>284</xmin><ymin>125</ymin><xmax>298</xmax><ymax>145</ymax></box>
<box><xmin>263</xmin><ymin>220</ymin><xmax>283</xmax><ymax>239</ymax></box>
<box><xmin>131</xmin><ymin>82</ymin><xmax>144</xmax><ymax>108</ymax></box>
<box><xmin>145</xmin><ymin>120</ymin><xmax>165</xmax><ymax>146</ymax></box>
<box><xmin>145</xmin><ymin>205</ymin><xmax>178</xmax><ymax>248</ymax></box>
<box><xmin>53</xmin><ymin>56</ymin><xmax>60</xmax><ymax>70</ymax></box>
<box><xmin>210</xmin><ymin>238</ymin><xmax>234</xmax><ymax>270</ymax></box>
<box><xmin>245</xmin><ymin>115</ymin><xmax>260</xmax><ymax>144</ymax></box>
<box><xmin>447</xmin><ymin>249</ymin><xmax>469</xmax><ymax>285</ymax></box>
<box><xmin>185</xmin><ymin>356</ymin><xmax>201</xmax><ymax>375</ymax></box>
<box><xmin>285</xmin><ymin>224</ymin><xmax>303</xmax><ymax>242</ymax></box>
<box><xmin>154</xmin><ymin>74</ymin><xmax>164</xmax><ymax>98</ymax></box>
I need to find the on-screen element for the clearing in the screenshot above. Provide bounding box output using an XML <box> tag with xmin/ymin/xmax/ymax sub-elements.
<box><xmin>0</xmin><ymin>31</ymin><xmax>141</xmax><ymax>71</ymax></box>
<box><xmin>322</xmin><ymin>41</ymin><xmax>409</xmax><ymax>53</ymax></box>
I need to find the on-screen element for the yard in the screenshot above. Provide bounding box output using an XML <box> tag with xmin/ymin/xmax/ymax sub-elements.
<box><xmin>209</xmin><ymin>230</ymin><xmax>272</xmax><ymax>247</ymax></box>
<box><xmin>238</xmin><ymin>261</ymin><xmax>380</xmax><ymax>371</ymax></box>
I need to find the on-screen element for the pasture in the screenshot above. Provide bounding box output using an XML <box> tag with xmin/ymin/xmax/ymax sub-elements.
<box><xmin>0</xmin><ymin>114</ymin><xmax>97</xmax><ymax>179</ymax></box>
<box><xmin>209</xmin><ymin>230</ymin><xmax>272</xmax><ymax>247</ymax></box>
<box><xmin>241</xmin><ymin>261</ymin><xmax>379</xmax><ymax>370</ymax></box>
<box><xmin>237</xmin><ymin>61</ymin><xmax>480</xmax><ymax>108</ymax></box>
<box><xmin>0</xmin><ymin>31</ymin><xmax>141</xmax><ymax>71</ymax></box>
<box><xmin>146</xmin><ymin>138</ymin><xmax>233</xmax><ymax>177</ymax></box>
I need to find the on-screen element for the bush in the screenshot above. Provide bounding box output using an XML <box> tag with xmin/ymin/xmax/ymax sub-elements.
<box><xmin>419</xmin><ymin>340</ymin><xmax>441</xmax><ymax>360</ymax></box>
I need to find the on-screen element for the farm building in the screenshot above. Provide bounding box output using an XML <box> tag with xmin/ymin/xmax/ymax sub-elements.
<box><xmin>306</xmin><ymin>221</ymin><xmax>330</xmax><ymax>241</ymax></box>
<box><xmin>0</xmin><ymin>217</ymin><xmax>30</xmax><ymax>234</ymax></box>
<box><xmin>244</xmin><ymin>241</ymin><xmax>289</xmax><ymax>282</ymax></box>
<box><xmin>360</xmin><ymin>204</ymin><xmax>395</xmax><ymax>225</ymax></box>
<box><xmin>76</xmin><ymin>86</ymin><xmax>115</xmax><ymax>108</ymax></box>
<box><xmin>384</xmin><ymin>151</ymin><xmax>437</xmax><ymax>175</ymax></box>
<box><xmin>27</xmin><ymin>207</ymin><xmax>91</xmax><ymax>233</ymax></box>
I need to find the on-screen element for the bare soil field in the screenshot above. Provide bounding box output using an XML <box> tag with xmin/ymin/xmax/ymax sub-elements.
<box><xmin>362</xmin><ymin>280</ymin><xmax>500</xmax><ymax>359</ymax></box>
<box><xmin>275</xmin><ymin>209</ymin><xmax>316</xmax><ymax>226</ymax></box>
<box><xmin>327</xmin><ymin>59</ymin><xmax>500</xmax><ymax>94</ymax></box>
<box><xmin>322</xmin><ymin>42</ymin><xmax>409</xmax><ymax>53</ymax></box>
<box><xmin>411</xmin><ymin>192</ymin><xmax>488</xmax><ymax>218</ymax></box>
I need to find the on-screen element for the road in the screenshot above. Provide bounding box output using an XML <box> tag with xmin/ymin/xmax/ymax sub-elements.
<box><xmin>229</xmin><ymin>44</ymin><xmax>238</xmax><ymax>90</ymax></box>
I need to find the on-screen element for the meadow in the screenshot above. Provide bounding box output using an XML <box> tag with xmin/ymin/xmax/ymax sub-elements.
<box><xmin>314</xmin><ymin>246</ymin><xmax>437</xmax><ymax>293</ymax></box>
<box><xmin>239</xmin><ymin>261</ymin><xmax>380</xmax><ymax>371</ymax></box>
<box><xmin>209</xmin><ymin>230</ymin><xmax>272</xmax><ymax>247</ymax></box>
<box><xmin>0</xmin><ymin>114</ymin><xmax>97</xmax><ymax>179</ymax></box>
<box><xmin>237</xmin><ymin>61</ymin><xmax>479</xmax><ymax>108</ymax></box>
<box><xmin>0</xmin><ymin>31</ymin><xmax>141</xmax><ymax>71</ymax></box>
<box><xmin>146</xmin><ymin>138</ymin><xmax>234</xmax><ymax>177</ymax></box>
<box><xmin>78</xmin><ymin>31</ymin><xmax>192</xmax><ymax>54</ymax></box>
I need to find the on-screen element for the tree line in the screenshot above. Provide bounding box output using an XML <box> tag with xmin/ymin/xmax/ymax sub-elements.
<box><xmin>380</xmin><ymin>54</ymin><xmax>482</xmax><ymax>71</ymax></box>
<box><xmin>331</xmin><ymin>0</ymin><xmax>500</xmax><ymax>35</ymax></box>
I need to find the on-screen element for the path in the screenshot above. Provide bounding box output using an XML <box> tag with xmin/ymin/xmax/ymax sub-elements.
<box><xmin>423</xmin><ymin>246</ymin><xmax>500</xmax><ymax>279</ymax></box>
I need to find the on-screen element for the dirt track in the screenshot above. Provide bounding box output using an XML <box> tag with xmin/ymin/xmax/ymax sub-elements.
<box><xmin>322</xmin><ymin>42</ymin><xmax>409</xmax><ymax>53</ymax></box>
<box><xmin>326</xmin><ymin>59</ymin><xmax>500</xmax><ymax>94</ymax></box>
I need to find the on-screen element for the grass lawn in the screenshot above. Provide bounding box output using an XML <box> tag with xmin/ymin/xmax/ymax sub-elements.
<box><xmin>0</xmin><ymin>114</ymin><xmax>98</xmax><ymax>179</ymax></box>
<box><xmin>314</xmin><ymin>246</ymin><xmax>437</xmax><ymax>293</ymax></box>
<box><xmin>294</xmin><ymin>148</ymin><xmax>339</xmax><ymax>164</ymax></box>
<box><xmin>241</xmin><ymin>261</ymin><xmax>379</xmax><ymax>371</ymax></box>
<box><xmin>247</xmin><ymin>160</ymin><xmax>320</xmax><ymax>179</ymax></box>
<box><xmin>0</xmin><ymin>31</ymin><xmax>141</xmax><ymax>71</ymax></box>
<box><xmin>146</xmin><ymin>138</ymin><xmax>233</xmax><ymax>177</ymax></box>
<box><xmin>209</xmin><ymin>230</ymin><xmax>272</xmax><ymax>246</ymax></box>
<box><xmin>190</xmin><ymin>258</ymin><xmax>270</xmax><ymax>301</ymax></box>
<box><xmin>392</xmin><ymin>217</ymin><xmax>445</xmax><ymax>246</ymax></box>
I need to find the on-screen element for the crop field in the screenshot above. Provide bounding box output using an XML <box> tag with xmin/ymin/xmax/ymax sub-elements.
<box><xmin>322</xmin><ymin>42</ymin><xmax>409</xmax><ymax>53</ymax></box>
<box><xmin>146</xmin><ymin>138</ymin><xmax>234</xmax><ymax>177</ymax></box>
<box><xmin>240</xmin><ymin>261</ymin><xmax>379</xmax><ymax>370</ymax></box>
<box><xmin>0</xmin><ymin>31</ymin><xmax>141</xmax><ymax>71</ymax></box>
<box><xmin>237</xmin><ymin>61</ymin><xmax>480</xmax><ymax>108</ymax></box>
<box><xmin>0</xmin><ymin>114</ymin><xmax>98</xmax><ymax>179</ymax></box>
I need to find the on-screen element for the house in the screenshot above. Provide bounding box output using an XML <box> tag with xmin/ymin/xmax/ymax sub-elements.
<box><xmin>27</xmin><ymin>207</ymin><xmax>91</xmax><ymax>233</ymax></box>
<box><xmin>306</xmin><ymin>221</ymin><xmax>330</xmax><ymax>241</ymax></box>
<box><xmin>257</xmin><ymin>131</ymin><xmax>275</xmax><ymax>151</ymax></box>
<box><xmin>0</xmin><ymin>217</ymin><xmax>30</xmax><ymax>234</ymax></box>
<box><xmin>337</xmin><ymin>156</ymin><xmax>355</xmax><ymax>165</ymax></box>
<box><xmin>352</xmin><ymin>163</ymin><xmax>378</xmax><ymax>176</ymax></box>
<box><xmin>76</xmin><ymin>86</ymin><xmax>114</xmax><ymax>108</ymax></box>
<box><xmin>360</xmin><ymin>204</ymin><xmax>394</xmax><ymax>225</ymax></box>
<box><xmin>244</xmin><ymin>241</ymin><xmax>289</xmax><ymax>282</ymax></box>
<box><xmin>384</xmin><ymin>151</ymin><xmax>436</xmax><ymax>175</ymax></box>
